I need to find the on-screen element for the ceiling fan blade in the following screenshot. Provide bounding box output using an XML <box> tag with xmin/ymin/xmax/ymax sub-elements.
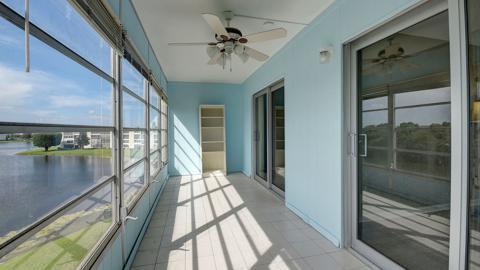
<box><xmin>362</xmin><ymin>64</ymin><xmax>385</xmax><ymax>75</ymax></box>
<box><xmin>244</xmin><ymin>46</ymin><xmax>269</xmax><ymax>62</ymax></box>
<box><xmin>207</xmin><ymin>52</ymin><xmax>223</xmax><ymax>65</ymax></box>
<box><xmin>397</xmin><ymin>60</ymin><xmax>420</xmax><ymax>69</ymax></box>
<box><xmin>241</xmin><ymin>28</ymin><xmax>287</xmax><ymax>43</ymax></box>
<box><xmin>363</xmin><ymin>58</ymin><xmax>383</xmax><ymax>63</ymax></box>
<box><xmin>202</xmin><ymin>13</ymin><xmax>230</xmax><ymax>40</ymax></box>
<box><xmin>168</xmin><ymin>42</ymin><xmax>214</xmax><ymax>46</ymax></box>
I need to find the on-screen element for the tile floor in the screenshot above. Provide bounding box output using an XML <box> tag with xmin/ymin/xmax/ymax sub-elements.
<box><xmin>131</xmin><ymin>172</ymin><xmax>370</xmax><ymax>270</ymax></box>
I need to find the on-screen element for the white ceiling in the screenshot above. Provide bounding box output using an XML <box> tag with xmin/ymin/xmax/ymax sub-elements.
<box><xmin>131</xmin><ymin>0</ymin><xmax>335</xmax><ymax>84</ymax></box>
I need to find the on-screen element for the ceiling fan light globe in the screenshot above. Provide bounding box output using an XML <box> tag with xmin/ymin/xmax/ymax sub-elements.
<box><xmin>238</xmin><ymin>52</ymin><xmax>249</xmax><ymax>63</ymax></box>
<box><xmin>234</xmin><ymin>44</ymin><xmax>245</xmax><ymax>55</ymax></box>
<box><xmin>206</xmin><ymin>46</ymin><xmax>218</xmax><ymax>58</ymax></box>
<box><xmin>216</xmin><ymin>54</ymin><xmax>225</xmax><ymax>65</ymax></box>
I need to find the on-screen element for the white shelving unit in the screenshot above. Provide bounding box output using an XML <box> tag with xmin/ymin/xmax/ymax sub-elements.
<box><xmin>274</xmin><ymin>106</ymin><xmax>285</xmax><ymax>176</ymax></box>
<box><xmin>199</xmin><ymin>105</ymin><xmax>226</xmax><ymax>173</ymax></box>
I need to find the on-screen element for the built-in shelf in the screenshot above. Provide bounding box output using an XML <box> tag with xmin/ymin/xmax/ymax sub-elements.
<box><xmin>200</xmin><ymin>105</ymin><xmax>226</xmax><ymax>173</ymax></box>
<box><xmin>203</xmin><ymin>150</ymin><xmax>225</xmax><ymax>154</ymax></box>
<box><xmin>275</xmin><ymin>107</ymin><xmax>285</xmax><ymax>151</ymax></box>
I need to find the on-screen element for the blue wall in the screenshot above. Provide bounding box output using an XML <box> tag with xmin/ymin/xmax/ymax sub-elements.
<box><xmin>101</xmin><ymin>0</ymin><xmax>428</xmax><ymax>264</ymax></box>
<box><xmin>167</xmin><ymin>82</ymin><xmax>244</xmax><ymax>175</ymax></box>
<box><xmin>240</xmin><ymin>0</ymin><xmax>423</xmax><ymax>245</ymax></box>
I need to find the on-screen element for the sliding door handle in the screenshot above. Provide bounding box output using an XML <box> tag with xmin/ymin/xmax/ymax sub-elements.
<box><xmin>359</xmin><ymin>134</ymin><xmax>367</xmax><ymax>157</ymax></box>
<box><xmin>125</xmin><ymin>216</ymin><xmax>138</xmax><ymax>221</ymax></box>
<box><xmin>349</xmin><ymin>132</ymin><xmax>356</xmax><ymax>157</ymax></box>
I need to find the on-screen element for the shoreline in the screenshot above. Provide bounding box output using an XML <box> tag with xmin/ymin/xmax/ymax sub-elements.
<box><xmin>16</xmin><ymin>147</ymin><xmax>112</xmax><ymax>158</ymax></box>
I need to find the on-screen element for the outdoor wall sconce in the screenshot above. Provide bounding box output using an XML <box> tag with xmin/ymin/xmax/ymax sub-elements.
<box><xmin>319</xmin><ymin>47</ymin><xmax>333</xmax><ymax>64</ymax></box>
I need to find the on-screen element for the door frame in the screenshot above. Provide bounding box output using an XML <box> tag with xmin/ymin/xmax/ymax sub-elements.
<box><xmin>270</xmin><ymin>82</ymin><xmax>286</xmax><ymax>197</ymax></box>
<box><xmin>342</xmin><ymin>0</ymin><xmax>469</xmax><ymax>269</ymax></box>
<box><xmin>252</xmin><ymin>80</ymin><xmax>285</xmax><ymax>197</ymax></box>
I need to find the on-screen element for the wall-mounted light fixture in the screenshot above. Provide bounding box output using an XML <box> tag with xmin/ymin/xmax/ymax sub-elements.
<box><xmin>319</xmin><ymin>47</ymin><xmax>333</xmax><ymax>64</ymax></box>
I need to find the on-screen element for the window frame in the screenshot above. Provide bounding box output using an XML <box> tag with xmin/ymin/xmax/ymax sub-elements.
<box><xmin>149</xmin><ymin>107</ymin><xmax>162</xmax><ymax>179</ymax></box>
<box><xmin>160</xmin><ymin>96</ymin><xmax>169</xmax><ymax>167</ymax></box>
<box><xmin>0</xmin><ymin>2</ymin><xmax>119</xmax><ymax>269</ymax></box>
<box><xmin>149</xmin><ymin>83</ymin><xmax>163</xmax><ymax>180</ymax></box>
<box><xmin>121</xmin><ymin>56</ymin><xmax>149</xmax><ymax>211</ymax></box>
<box><xmin>0</xmin><ymin>1</ymin><xmax>169</xmax><ymax>269</ymax></box>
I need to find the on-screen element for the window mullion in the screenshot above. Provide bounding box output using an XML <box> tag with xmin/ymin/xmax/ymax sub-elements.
<box><xmin>145</xmin><ymin>80</ymin><xmax>151</xmax><ymax>184</ymax></box>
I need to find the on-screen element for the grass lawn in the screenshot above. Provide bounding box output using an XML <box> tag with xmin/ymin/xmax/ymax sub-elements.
<box><xmin>0</xmin><ymin>220</ymin><xmax>111</xmax><ymax>270</ymax></box>
<box><xmin>17</xmin><ymin>147</ymin><xmax>112</xmax><ymax>158</ymax></box>
<box><xmin>0</xmin><ymin>140</ymin><xmax>31</xmax><ymax>143</ymax></box>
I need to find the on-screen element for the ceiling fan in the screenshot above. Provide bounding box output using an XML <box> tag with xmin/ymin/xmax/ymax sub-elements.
<box><xmin>363</xmin><ymin>37</ymin><xmax>419</xmax><ymax>75</ymax></box>
<box><xmin>168</xmin><ymin>11</ymin><xmax>287</xmax><ymax>70</ymax></box>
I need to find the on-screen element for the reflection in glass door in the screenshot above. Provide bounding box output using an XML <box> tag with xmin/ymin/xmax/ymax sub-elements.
<box><xmin>354</xmin><ymin>11</ymin><xmax>451</xmax><ymax>269</ymax></box>
<box><xmin>254</xmin><ymin>93</ymin><xmax>268</xmax><ymax>182</ymax></box>
<box><xmin>271</xmin><ymin>87</ymin><xmax>285</xmax><ymax>192</ymax></box>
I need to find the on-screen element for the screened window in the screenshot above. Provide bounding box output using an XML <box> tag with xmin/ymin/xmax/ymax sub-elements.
<box><xmin>121</xmin><ymin>56</ymin><xmax>147</xmax><ymax>206</ymax></box>
<box><xmin>0</xmin><ymin>16</ymin><xmax>112</xmax><ymax>126</ymax></box>
<box><xmin>122</xmin><ymin>59</ymin><xmax>145</xmax><ymax>99</ymax></box>
<box><xmin>124</xmin><ymin>160</ymin><xmax>145</xmax><ymax>206</ymax></box>
<box><xmin>161</xmin><ymin>98</ymin><xmax>168</xmax><ymax>164</ymax></box>
<box><xmin>149</xmin><ymin>86</ymin><xmax>162</xmax><ymax>177</ymax></box>
<box><xmin>0</xmin><ymin>1</ymin><xmax>166</xmax><ymax>268</ymax></box>
<box><xmin>150</xmin><ymin>88</ymin><xmax>160</xmax><ymax>109</ymax></box>
<box><xmin>0</xmin><ymin>182</ymin><xmax>113</xmax><ymax>269</ymax></box>
<box><xmin>3</xmin><ymin>0</ymin><xmax>111</xmax><ymax>74</ymax></box>
<box><xmin>0</xmin><ymin>3</ymin><xmax>115</xmax><ymax>269</ymax></box>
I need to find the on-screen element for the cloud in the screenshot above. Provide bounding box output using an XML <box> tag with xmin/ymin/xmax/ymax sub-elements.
<box><xmin>32</xmin><ymin>110</ymin><xmax>56</xmax><ymax>117</ymax></box>
<box><xmin>48</xmin><ymin>95</ymin><xmax>106</xmax><ymax>108</ymax></box>
<box><xmin>0</xmin><ymin>65</ymin><xmax>41</xmax><ymax>108</ymax></box>
<box><xmin>0</xmin><ymin>63</ymin><xmax>111</xmax><ymax>125</ymax></box>
<box><xmin>0</xmin><ymin>33</ymin><xmax>21</xmax><ymax>46</ymax></box>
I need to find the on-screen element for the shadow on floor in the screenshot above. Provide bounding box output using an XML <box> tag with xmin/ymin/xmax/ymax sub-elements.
<box><xmin>131</xmin><ymin>172</ymin><xmax>368</xmax><ymax>270</ymax></box>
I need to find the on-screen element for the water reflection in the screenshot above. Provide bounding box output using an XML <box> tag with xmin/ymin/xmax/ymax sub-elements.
<box><xmin>0</xmin><ymin>142</ymin><xmax>112</xmax><ymax>237</ymax></box>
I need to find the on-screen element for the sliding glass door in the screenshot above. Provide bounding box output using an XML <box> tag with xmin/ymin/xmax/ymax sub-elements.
<box><xmin>254</xmin><ymin>91</ymin><xmax>268</xmax><ymax>183</ymax></box>
<box><xmin>467</xmin><ymin>0</ymin><xmax>480</xmax><ymax>268</ymax></box>
<box><xmin>350</xmin><ymin>5</ymin><xmax>452</xmax><ymax>269</ymax></box>
<box><xmin>253</xmin><ymin>81</ymin><xmax>285</xmax><ymax>195</ymax></box>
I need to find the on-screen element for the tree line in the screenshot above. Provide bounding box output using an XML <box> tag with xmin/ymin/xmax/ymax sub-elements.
<box><xmin>31</xmin><ymin>133</ymin><xmax>90</xmax><ymax>151</ymax></box>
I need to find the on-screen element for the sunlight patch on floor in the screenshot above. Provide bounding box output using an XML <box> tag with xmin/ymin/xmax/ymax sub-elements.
<box><xmin>132</xmin><ymin>173</ymin><xmax>368</xmax><ymax>270</ymax></box>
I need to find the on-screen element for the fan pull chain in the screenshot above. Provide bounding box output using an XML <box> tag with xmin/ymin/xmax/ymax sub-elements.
<box><xmin>25</xmin><ymin>0</ymin><xmax>30</xmax><ymax>72</ymax></box>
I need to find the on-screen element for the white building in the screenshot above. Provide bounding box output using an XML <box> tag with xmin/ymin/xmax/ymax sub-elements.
<box><xmin>61</xmin><ymin>132</ymin><xmax>113</xmax><ymax>149</ymax></box>
<box><xmin>122</xmin><ymin>131</ymin><xmax>145</xmax><ymax>149</ymax></box>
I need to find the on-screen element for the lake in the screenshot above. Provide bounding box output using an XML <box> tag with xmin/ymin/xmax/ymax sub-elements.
<box><xmin>0</xmin><ymin>142</ymin><xmax>112</xmax><ymax>237</ymax></box>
